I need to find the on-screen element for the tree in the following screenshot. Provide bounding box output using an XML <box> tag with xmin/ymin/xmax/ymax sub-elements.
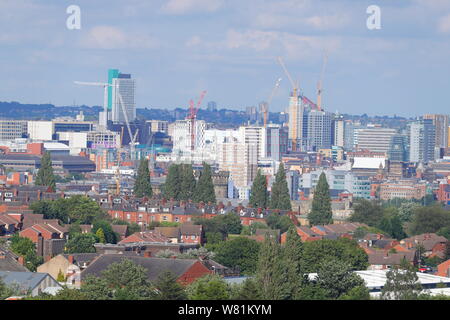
<box><xmin>409</xmin><ymin>205</ymin><xmax>450</xmax><ymax>235</ymax></box>
<box><xmin>398</xmin><ymin>202</ymin><xmax>421</xmax><ymax>223</ymax></box>
<box><xmin>308</xmin><ymin>172</ymin><xmax>332</xmax><ymax>226</ymax></box>
<box><xmin>213</xmin><ymin>237</ymin><xmax>260</xmax><ymax>275</ymax></box>
<box><xmin>92</xmin><ymin>220</ymin><xmax>118</xmax><ymax>244</ymax></box>
<box><xmin>80</xmin><ymin>259</ymin><xmax>155</xmax><ymax>300</ymax></box>
<box><xmin>349</xmin><ymin>199</ymin><xmax>384</xmax><ymax>227</ymax></box>
<box><xmin>187</xmin><ymin>275</ymin><xmax>231</xmax><ymax>300</ymax></box>
<box><xmin>255</xmin><ymin>235</ymin><xmax>286</xmax><ymax>299</ymax></box>
<box><xmin>134</xmin><ymin>158</ymin><xmax>153</xmax><ymax>198</ymax></box>
<box><xmin>95</xmin><ymin>228</ymin><xmax>106</xmax><ymax>244</ymax></box>
<box><xmin>315</xmin><ymin>259</ymin><xmax>366</xmax><ymax>299</ymax></box>
<box><xmin>437</xmin><ymin>226</ymin><xmax>450</xmax><ymax>241</ymax></box>
<box><xmin>154</xmin><ymin>271</ymin><xmax>187</xmax><ymax>300</ymax></box>
<box><xmin>57</xmin><ymin>269</ymin><xmax>66</xmax><ymax>282</ymax></box>
<box><xmin>215</xmin><ymin>213</ymin><xmax>242</xmax><ymax>235</ymax></box>
<box><xmin>269</xmin><ymin>163</ymin><xmax>292</xmax><ymax>211</ymax></box>
<box><xmin>338</xmin><ymin>285</ymin><xmax>371</xmax><ymax>300</ymax></box>
<box><xmin>265</xmin><ymin>212</ymin><xmax>294</xmax><ymax>233</ymax></box>
<box><xmin>378</xmin><ymin>207</ymin><xmax>407</xmax><ymax>240</ymax></box>
<box><xmin>65</xmin><ymin>233</ymin><xmax>97</xmax><ymax>253</ymax></box>
<box><xmin>180</xmin><ymin>164</ymin><xmax>196</xmax><ymax>201</ymax></box>
<box><xmin>301</xmin><ymin>238</ymin><xmax>369</xmax><ymax>273</ymax></box>
<box><xmin>9</xmin><ymin>234</ymin><xmax>43</xmax><ymax>271</ymax></box>
<box><xmin>163</xmin><ymin>164</ymin><xmax>181</xmax><ymax>200</ymax></box>
<box><xmin>68</xmin><ymin>222</ymin><xmax>82</xmax><ymax>239</ymax></box>
<box><xmin>282</xmin><ymin>226</ymin><xmax>305</xmax><ymax>299</ymax></box>
<box><xmin>231</xmin><ymin>278</ymin><xmax>261</xmax><ymax>300</ymax></box>
<box><xmin>193</xmin><ymin>162</ymin><xmax>216</xmax><ymax>204</ymax></box>
<box><xmin>35</xmin><ymin>152</ymin><xmax>56</xmax><ymax>191</ymax></box>
<box><xmin>249</xmin><ymin>170</ymin><xmax>268</xmax><ymax>209</ymax></box>
<box><xmin>380</xmin><ymin>258</ymin><xmax>422</xmax><ymax>300</ymax></box>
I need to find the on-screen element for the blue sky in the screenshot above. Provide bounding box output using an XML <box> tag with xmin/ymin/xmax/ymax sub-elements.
<box><xmin>1</xmin><ymin>0</ymin><xmax>450</xmax><ymax>116</ymax></box>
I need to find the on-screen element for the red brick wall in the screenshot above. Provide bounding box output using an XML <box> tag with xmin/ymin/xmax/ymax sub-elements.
<box><xmin>19</xmin><ymin>228</ymin><xmax>40</xmax><ymax>243</ymax></box>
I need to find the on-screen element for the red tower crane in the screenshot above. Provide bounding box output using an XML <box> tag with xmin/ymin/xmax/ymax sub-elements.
<box><xmin>187</xmin><ymin>90</ymin><xmax>207</xmax><ymax>152</ymax></box>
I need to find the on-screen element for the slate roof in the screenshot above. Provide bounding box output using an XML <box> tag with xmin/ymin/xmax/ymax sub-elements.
<box><xmin>0</xmin><ymin>271</ymin><xmax>58</xmax><ymax>292</ymax></box>
<box><xmin>0</xmin><ymin>248</ymin><xmax>28</xmax><ymax>272</ymax></box>
<box><xmin>368</xmin><ymin>250</ymin><xmax>417</xmax><ymax>266</ymax></box>
<box><xmin>81</xmin><ymin>255</ymin><xmax>199</xmax><ymax>282</ymax></box>
<box><xmin>61</xmin><ymin>253</ymin><xmax>101</xmax><ymax>267</ymax></box>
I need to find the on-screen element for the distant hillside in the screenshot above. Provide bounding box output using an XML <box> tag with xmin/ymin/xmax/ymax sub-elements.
<box><xmin>0</xmin><ymin>101</ymin><xmax>102</xmax><ymax>120</ymax></box>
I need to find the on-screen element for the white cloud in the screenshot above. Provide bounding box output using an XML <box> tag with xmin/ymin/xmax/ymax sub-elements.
<box><xmin>161</xmin><ymin>0</ymin><xmax>223</xmax><ymax>15</ymax></box>
<box><xmin>79</xmin><ymin>26</ymin><xmax>159</xmax><ymax>49</ymax></box>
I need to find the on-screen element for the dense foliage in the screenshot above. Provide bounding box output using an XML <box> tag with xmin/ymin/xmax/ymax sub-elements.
<box><xmin>308</xmin><ymin>173</ymin><xmax>333</xmax><ymax>225</ymax></box>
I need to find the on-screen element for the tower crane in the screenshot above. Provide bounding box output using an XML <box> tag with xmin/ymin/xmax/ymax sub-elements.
<box><xmin>73</xmin><ymin>81</ymin><xmax>109</xmax><ymax>129</ymax></box>
<box><xmin>186</xmin><ymin>90</ymin><xmax>207</xmax><ymax>152</ymax></box>
<box><xmin>317</xmin><ymin>53</ymin><xmax>329</xmax><ymax>112</ymax></box>
<box><xmin>263</xmin><ymin>78</ymin><xmax>282</xmax><ymax>128</ymax></box>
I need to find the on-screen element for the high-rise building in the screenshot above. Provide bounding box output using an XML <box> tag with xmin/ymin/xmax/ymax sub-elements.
<box><xmin>354</xmin><ymin>127</ymin><xmax>397</xmax><ymax>154</ymax></box>
<box><xmin>171</xmin><ymin>119</ymin><xmax>206</xmax><ymax>161</ymax></box>
<box><xmin>423</xmin><ymin>114</ymin><xmax>449</xmax><ymax>149</ymax></box>
<box><xmin>332</xmin><ymin>114</ymin><xmax>345</xmax><ymax>148</ymax></box>
<box><xmin>265</xmin><ymin>124</ymin><xmax>288</xmax><ymax>161</ymax></box>
<box><xmin>147</xmin><ymin>120</ymin><xmax>169</xmax><ymax>134</ymax></box>
<box><xmin>409</xmin><ymin>119</ymin><xmax>436</xmax><ymax>163</ymax></box>
<box><xmin>388</xmin><ymin>134</ymin><xmax>408</xmax><ymax>162</ymax></box>
<box><xmin>306</xmin><ymin>110</ymin><xmax>332</xmax><ymax>150</ymax></box>
<box><xmin>207</xmin><ymin>101</ymin><xmax>217</xmax><ymax>112</ymax></box>
<box><xmin>288</xmin><ymin>91</ymin><xmax>304</xmax><ymax>151</ymax></box>
<box><xmin>111</xmin><ymin>71</ymin><xmax>136</xmax><ymax>124</ymax></box>
<box><xmin>238</xmin><ymin>126</ymin><xmax>266</xmax><ymax>160</ymax></box>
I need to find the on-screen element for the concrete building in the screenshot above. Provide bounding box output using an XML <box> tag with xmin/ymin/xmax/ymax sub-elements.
<box><xmin>0</xmin><ymin>120</ymin><xmax>27</xmax><ymax>141</ymax></box>
<box><xmin>388</xmin><ymin>134</ymin><xmax>408</xmax><ymax>162</ymax></box>
<box><xmin>147</xmin><ymin>120</ymin><xmax>169</xmax><ymax>134</ymax></box>
<box><xmin>424</xmin><ymin>114</ymin><xmax>449</xmax><ymax>149</ymax></box>
<box><xmin>27</xmin><ymin>121</ymin><xmax>53</xmax><ymax>141</ymax></box>
<box><xmin>306</xmin><ymin>110</ymin><xmax>332</xmax><ymax>150</ymax></box>
<box><xmin>409</xmin><ymin>119</ymin><xmax>436</xmax><ymax>163</ymax></box>
<box><xmin>354</xmin><ymin>127</ymin><xmax>397</xmax><ymax>154</ymax></box>
<box><xmin>239</xmin><ymin>126</ymin><xmax>266</xmax><ymax>160</ymax></box>
<box><xmin>171</xmin><ymin>119</ymin><xmax>207</xmax><ymax>162</ymax></box>
<box><xmin>332</xmin><ymin>114</ymin><xmax>345</xmax><ymax>147</ymax></box>
<box><xmin>378</xmin><ymin>180</ymin><xmax>427</xmax><ymax>201</ymax></box>
<box><xmin>266</xmin><ymin>124</ymin><xmax>288</xmax><ymax>161</ymax></box>
<box><xmin>288</xmin><ymin>91</ymin><xmax>304</xmax><ymax>151</ymax></box>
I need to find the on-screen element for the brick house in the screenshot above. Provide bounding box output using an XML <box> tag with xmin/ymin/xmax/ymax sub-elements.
<box><xmin>281</xmin><ymin>226</ymin><xmax>322</xmax><ymax>244</ymax></box>
<box><xmin>367</xmin><ymin>250</ymin><xmax>418</xmax><ymax>270</ymax></box>
<box><xmin>436</xmin><ymin>259</ymin><xmax>450</xmax><ymax>277</ymax></box>
<box><xmin>119</xmin><ymin>230</ymin><xmax>170</xmax><ymax>244</ymax></box>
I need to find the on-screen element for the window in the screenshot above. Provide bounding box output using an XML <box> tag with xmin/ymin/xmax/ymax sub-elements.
<box><xmin>175</xmin><ymin>217</ymin><xmax>179</xmax><ymax>222</ymax></box>
<box><xmin>126</xmin><ymin>214</ymin><xmax>131</xmax><ymax>220</ymax></box>
<box><xmin>191</xmin><ymin>235</ymin><xmax>196</xmax><ymax>240</ymax></box>
<box><xmin>163</xmin><ymin>216</ymin><xmax>168</xmax><ymax>221</ymax></box>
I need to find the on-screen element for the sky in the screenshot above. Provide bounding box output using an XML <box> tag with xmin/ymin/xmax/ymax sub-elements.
<box><xmin>1</xmin><ymin>0</ymin><xmax>450</xmax><ymax>116</ymax></box>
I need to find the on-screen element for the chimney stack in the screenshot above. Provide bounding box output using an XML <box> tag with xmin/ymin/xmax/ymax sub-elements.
<box><xmin>144</xmin><ymin>251</ymin><xmax>152</xmax><ymax>258</ymax></box>
<box><xmin>68</xmin><ymin>255</ymin><xmax>74</xmax><ymax>264</ymax></box>
<box><xmin>18</xmin><ymin>256</ymin><xmax>24</xmax><ymax>265</ymax></box>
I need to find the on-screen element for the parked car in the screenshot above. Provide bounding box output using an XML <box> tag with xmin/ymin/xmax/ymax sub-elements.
<box><xmin>418</xmin><ymin>266</ymin><xmax>432</xmax><ymax>273</ymax></box>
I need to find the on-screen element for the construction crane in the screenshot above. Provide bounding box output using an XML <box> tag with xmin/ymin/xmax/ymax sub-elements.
<box><xmin>317</xmin><ymin>53</ymin><xmax>329</xmax><ymax>112</ymax></box>
<box><xmin>263</xmin><ymin>78</ymin><xmax>282</xmax><ymax>128</ymax></box>
<box><xmin>73</xmin><ymin>81</ymin><xmax>109</xmax><ymax>128</ymax></box>
<box><xmin>186</xmin><ymin>90</ymin><xmax>207</xmax><ymax>152</ymax></box>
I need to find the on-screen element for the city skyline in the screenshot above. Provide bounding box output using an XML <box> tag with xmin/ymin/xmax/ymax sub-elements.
<box><xmin>2</xmin><ymin>1</ymin><xmax>450</xmax><ymax>116</ymax></box>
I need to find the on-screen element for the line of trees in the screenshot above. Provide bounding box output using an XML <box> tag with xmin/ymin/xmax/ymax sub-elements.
<box><xmin>163</xmin><ymin>162</ymin><xmax>216</xmax><ymax>204</ymax></box>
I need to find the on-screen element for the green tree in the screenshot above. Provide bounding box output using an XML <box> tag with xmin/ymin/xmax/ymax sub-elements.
<box><xmin>437</xmin><ymin>226</ymin><xmax>450</xmax><ymax>241</ymax></box>
<box><xmin>215</xmin><ymin>213</ymin><xmax>243</xmax><ymax>235</ymax></box>
<box><xmin>380</xmin><ymin>258</ymin><xmax>422</xmax><ymax>300</ymax></box>
<box><xmin>10</xmin><ymin>234</ymin><xmax>35</xmax><ymax>256</ymax></box>
<box><xmin>349</xmin><ymin>199</ymin><xmax>384</xmax><ymax>227</ymax></box>
<box><xmin>249</xmin><ymin>170</ymin><xmax>268</xmax><ymax>209</ymax></box>
<box><xmin>269</xmin><ymin>163</ymin><xmax>292</xmax><ymax>211</ymax></box>
<box><xmin>308</xmin><ymin>172</ymin><xmax>333</xmax><ymax>226</ymax></box>
<box><xmin>255</xmin><ymin>235</ymin><xmax>286</xmax><ymax>299</ymax></box>
<box><xmin>92</xmin><ymin>220</ymin><xmax>118</xmax><ymax>244</ymax></box>
<box><xmin>187</xmin><ymin>274</ymin><xmax>231</xmax><ymax>300</ymax></box>
<box><xmin>180</xmin><ymin>164</ymin><xmax>196</xmax><ymax>201</ymax></box>
<box><xmin>231</xmin><ymin>278</ymin><xmax>261</xmax><ymax>300</ymax></box>
<box><xmin>133</xmin><ymin>158</ymin><xmax>153</xmax><ymax>198</ymax></box>
<box><xmin>282</xmin><ymin>226</ymin><xmax>305</xmax><ymax>299</ymax></box>
<box><xmin>302</xmin><ymin>238</ymin><xmax>369</xmax><ymax>273</ymax></box>
<box><xmin>378</xmin><ymin>207</ymin><xmax>407</xmax><ymax>240</ymax></box>
<box><xmin>163</xmin><ymin>164</ymin><xmax>181</xmax><ymax>200</ymax></box>
<box><xmin>80</xmin><ymin>259</ymin><xmax>155</xmax><ymax>300</ymax></box>
<box><xmin>409</xmin><ymin>205</ymin><xmax>450</xmax><ymax>235</ymax></box>
<box><xmin>95</xmin><ymin>228</ymin><xmax>106</xmax><ymax>244</ymax></box>
<box><xmin>68</xmin><ymin>222</ymin><xmax>82</xmax><ymax>239</ymax></box>
<box><xmin>35</xmin><ymin>152</ymin><xmax>56</xmax><ymax>191</ymax></box>
<box><xmin>398</xmin><ymin>202</ymin><xmax>421</xmax><ymax>223</ymax></box>
<box><xmin>193</xmin><ymin>162</ymin><xmax>216</xmax><ymax>204</ymax></box>
<box><xmin>213</xmin><ymin>237</ymin><xmax>260</xmax><ymax>275</ymax></box>
<box><xmin>154</xmin><ymin>271</ymin><xmax>187</xmax><ymax>300</ymax></box>
<box><xmin>338</xmin><ymin>285</ymin><xmax>371</xmax><ymax>300</ymax></box>
<box><xmin>315</xmin><ymin>259</ymin><xmax>366</xmax><ymax>299</ymax></box>
<box><xmin>57</xmin><ymin>269</ymin><xmax>66</xmax><ymax>282</ymax></box>
<box><xmin>65</xmin><ymin>233</ymin><xmax>97</xmax><ymax>253</ymax></box>
<box><xmin>265</xmin><ymin>212</ymin><xmax>294</xmax><ymax>233</ymax></box>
